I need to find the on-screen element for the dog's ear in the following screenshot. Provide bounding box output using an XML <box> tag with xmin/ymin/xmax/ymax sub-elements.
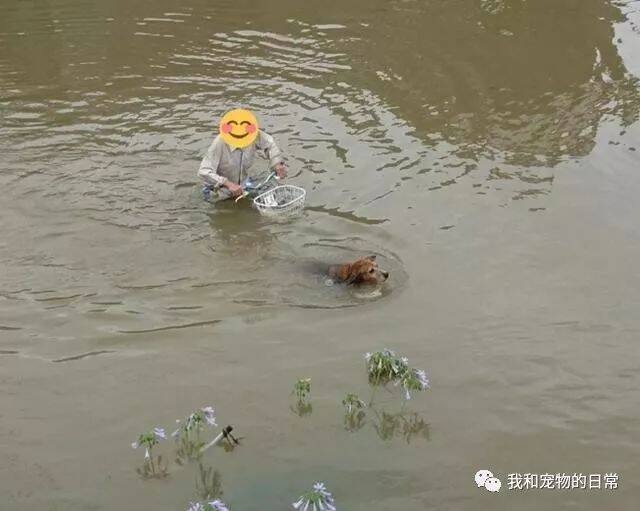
<box><xmin>367</xmin><ymin>255</ymin><xmax>377</xmax><ymax>261</ymax></box>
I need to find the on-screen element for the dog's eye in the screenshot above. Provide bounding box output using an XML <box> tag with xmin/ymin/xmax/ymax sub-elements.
<box><xmin>369</xmin><ymin>268</ymin><xmax>375</xmax><ymax>273</ymax></box>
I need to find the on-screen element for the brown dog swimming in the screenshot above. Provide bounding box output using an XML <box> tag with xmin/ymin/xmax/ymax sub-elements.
<box><xmin>328</xmin><ymin>255</ymin><xmax>389</xmax><ymax>285</ymax></box>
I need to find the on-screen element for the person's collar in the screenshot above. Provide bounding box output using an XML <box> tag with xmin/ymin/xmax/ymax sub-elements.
<box><xmin>226</xmin><ymin>142</ymin><xmax>244</xmax><ymax>152</ymax></box>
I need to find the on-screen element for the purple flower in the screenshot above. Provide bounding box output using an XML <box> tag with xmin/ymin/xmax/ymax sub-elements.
<box><xmin>415</xmin><ymin>369</ymin><xmax>430</xmax><ymax>390</ymax></box>
<box><xmin>293</xmin><ymin>482</ymin><xmax>336</xmax><ymax>511</ymax></box>
<box><xmin>174</xmin><ymin>406</ymin><xmax>218</xmax><ymax>439</ymax></box>
<box><xmin>172</xmin><ymin>419</ymin><xmax>182</xmax><ymax>438</ymax></box>
<box><xmin>186</xmin><ymin>501</ymin><xmax>229</xmax><ymax>511</ymax></box>
<box><xmin>207</xmin><ymin>500</ymin><xmax>229</xmax><ymax>511</ymax></box>
<box><xmin>201</xmin><ymin>406</ymin><xmax>217</xmax><ymax>427</ymax></box>
<box><xmin>153</xmin><ymin>427</ymin><xmax>166</xmax><ymax>440</ymax></box>
<box><xmin>131</xmin><ymin>426</ymin><xmax>165</xmax><ymax>458</ymax></box>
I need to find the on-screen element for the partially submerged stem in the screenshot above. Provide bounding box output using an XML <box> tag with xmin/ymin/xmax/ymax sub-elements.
<box><xmin>368</xmin><ymin>385</ymin><xmax>378</xmax><ymax>407</ymax></box>
<box><xmin>200</xmin><ymin>425</ymin><xmax>234</xmax><ymax>454</ymax></box>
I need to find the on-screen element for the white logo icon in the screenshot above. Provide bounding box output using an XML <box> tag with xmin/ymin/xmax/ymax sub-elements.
<box><xmin>475</xmin><ymin>469</ymin><xmax>502</xmax><ymax>492</ymax></box>
<box><xmin>475</xmin><ymin>469</ymin><xmax>493</xmax><ymax>487</ymax></box>
<box><xmin>485</xmin><ymin>477</ymin><xmax>502</xmax><ymax>492</ymax></box>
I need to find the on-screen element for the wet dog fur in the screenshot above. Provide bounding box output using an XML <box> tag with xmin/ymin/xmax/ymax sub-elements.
<box><xmin>328</xmin><ymin>255</ymin><xmax>389</xmax><ymax>285</ymax></box>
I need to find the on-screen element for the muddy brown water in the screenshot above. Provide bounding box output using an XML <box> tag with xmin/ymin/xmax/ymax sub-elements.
<box><xmin>2</xmin><ymin>0</ymin><xmax>640</xmax><ymax>509</ymax></box>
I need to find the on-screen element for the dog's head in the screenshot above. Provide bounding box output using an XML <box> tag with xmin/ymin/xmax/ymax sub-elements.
<box><xmin>343</xmin><ymin>255</ymin><xmax>389</xmax><ymax>285</ymax></box>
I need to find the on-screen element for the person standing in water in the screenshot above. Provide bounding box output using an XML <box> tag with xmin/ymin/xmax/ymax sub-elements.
<box><xmin>198</xmin><ymin>109</ymin><xmax>287</xmax><ymax>200</ymax></box>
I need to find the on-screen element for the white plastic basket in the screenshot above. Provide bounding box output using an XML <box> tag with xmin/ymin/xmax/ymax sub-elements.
<box><xmin>253</xmin><ymin>185</ymin><xmax>306</xmax><ymax>216</ymax></box>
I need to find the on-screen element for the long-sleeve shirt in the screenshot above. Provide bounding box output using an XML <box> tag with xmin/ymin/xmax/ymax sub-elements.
<box><xmin>198</xmin><ymin>131</ymin><xmax>284</xmax><ymax>186</ymax></box>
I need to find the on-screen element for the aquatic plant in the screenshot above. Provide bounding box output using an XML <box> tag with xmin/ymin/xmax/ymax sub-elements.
<box><xmin>291</xmin><ymin>378</ymin><xmax>313</xmax><ymax>416</ymax></box>
<box><xmin>400</xmin><ymin>412</ymin><xmax>430</xmax><ymax>443</ymax></box>
<box><xmin>196</xmin><ymin>462</ymin><xmax>223</xmax><ymax>500</ymax></box>
<box><xmin>131</xmin><ymin>427</ymin><xmax>167</xmax><ymax>477</ymax></box>
<box><xmin>364</xmin><ymin>349</ymin><xmax>408</xmax><ymax>386</ymax></box>
<box><xmin>342</xmin><ymin>393</ymin><xmax>366</xmax><ymax>414</ymax></box>
<box><xmin>372</xmin><ymin>410</ymin><xmax>401</xmax><ymax>441</ymax></box>
<box><xmin>342</xmin><ymin>393</ymin><xmax>367</xmax><ymax>431</ymax></box>
<box><xmin>372</xmin><ymin>410</ymin><xmax>430</xmax><ymax>443</ymax></box>
<box><xmin>399</xmin><ymin>368</ymin><xmax>430</xmax><ymax>400</ymax></box>
<box><xmin>186</xmin><ymin>500</ymin><xmax>229</xmax><ymax>511</ymax></box>
<box><xmin>364</xmin><ymin>349</ymin><xmax>429</xmax><ymax>400</ymax></box>
<box><xmin>292</xmin><ymin>378</ymin><xmax>312</xmax><ymax>402</ymax></box>
<box><xmin>173</xmin><ymin>406</ymin><xmax>218</xmax><ymax>461</ymax></box>
<box><xmin>292</xmin><ymin>482</ymin><xmax>337</xmax><ymax>511</ymax></box>
<box><xmin>174</xmin><ymin>406</ymin><xmax>217</xmax><ymax>432</ymax></box>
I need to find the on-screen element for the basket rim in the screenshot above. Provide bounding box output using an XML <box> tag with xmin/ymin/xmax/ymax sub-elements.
<box><xmin>253</xmin><ymin>185</ymin><xmax>306</xmax><ymax>209</ymax></box>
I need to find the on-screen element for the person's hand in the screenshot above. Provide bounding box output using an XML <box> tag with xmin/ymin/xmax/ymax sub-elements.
<box><xmin>275</xmin><ymin>163</ymin><xmax>287</xmax><ymax>179</ymax></box>
<box><xmin>224</xmin><ymin>180</ymin><xmax>244</xmax><ymax>197</ymax></box>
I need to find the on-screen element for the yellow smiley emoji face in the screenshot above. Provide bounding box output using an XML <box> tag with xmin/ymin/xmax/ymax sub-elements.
<box><xmin>219</xmin><ymin>109</ymin><xmax>259</xmax><ymax>149</ymax></box>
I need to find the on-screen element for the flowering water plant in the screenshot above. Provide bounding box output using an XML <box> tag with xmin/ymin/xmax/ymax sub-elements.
<box><xmin>173</xmin><ymin>406</ymin><xmax>218</xmax><ymax>461</ymax></box>
<box><xmin>365</xmin><ymin>349</ymin><xmax>430</xmax><ymax>400</ymax></box>
<box><xmin>292</xmin><ymin>482</ymin><xmax>337</xmax><ymax>511</ymax></box>
<box><xmin>131</xmin><ymin>426</ymin><xmax>167</xmax><ymax>477</ymax></box>
<box><xmin>399</xmin><ymin>368</ymin><xmax>430</xmax><ymax>400</ymax></box>
<box><xmin>173</xmin><ymin>407</ymin><xmax>217</xmax><ymax>436</ymax></box>
<box><xmin>186</xmin><ymin>499</ymin><xmax>229</xmax><ymax>511</ymax></box>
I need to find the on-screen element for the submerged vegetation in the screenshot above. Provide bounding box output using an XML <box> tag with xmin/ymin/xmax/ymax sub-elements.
<box><xmin>291</xmin><ymin>377</ymin><xmax>313</xmax><ymax>416</ymax></box>
<box><xmin>342</xmin><ymin>393</ymin><xmax>366</xmax><ymax>414</ymax></box>
<box><xmin>372</xmin><ymin>410</ymin><xmax>430</xmax><ymax>443</ymax></box>
<box><xmin>293</xmin><ymin>377</ymin><xmax>312</xmax><ymax>401</ymax></box>
<box><xmin>130</xmin><ymin>349</ymin><xmax>429</xmax><ymax>508</ymax></box>
<box><xmin>196</xmin><ymin>462</ymin><xmax>224</xmax><ymax>501</ymax></box>
<box><xmin>131</xmin><ymin>427</ymin><xmax>168</xmax><ymax>478</ymax></box>
<box><xmin>342</xmin><ymin>393</ymin><xmax>367</xmax><ymax>432</ymax></box>
<box><xmin>173</xmin><ymin>407</ymin><xmax>218</xmax><ymax>462</ymax></box>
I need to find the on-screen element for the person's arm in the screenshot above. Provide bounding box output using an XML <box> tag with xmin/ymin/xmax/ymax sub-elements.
<box><xmin>257</xmin><ymin>131</ymin><xmax>287</xmax><ymax>178</ymax></box>
<box><xmin>198</xmin><ymin>137</ymin><xmax>242</xmax><ymax>195</ymax></box>
<box><xmin>198</xmin><ymin>138</ymin><xmax>226</xmax><ymax>186</ymax></box>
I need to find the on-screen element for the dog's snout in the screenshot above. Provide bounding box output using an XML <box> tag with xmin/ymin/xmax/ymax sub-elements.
<box><xmin>382</xmin><ymin>270</ymin><xmax>389</xmax><ymax>279</ymax></box>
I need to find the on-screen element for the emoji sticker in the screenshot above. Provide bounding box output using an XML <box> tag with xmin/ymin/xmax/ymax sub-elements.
<box><xmin>219</xmin><ymin>109</ymin><xmax>259</xmax><ymax>149</ymax></box>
